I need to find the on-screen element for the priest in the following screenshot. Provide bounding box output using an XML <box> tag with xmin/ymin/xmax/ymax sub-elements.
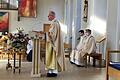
<box><xmin>45</xmin><ymin>11</ymin><xmax>65</xmax><ymax>77</ymax></box>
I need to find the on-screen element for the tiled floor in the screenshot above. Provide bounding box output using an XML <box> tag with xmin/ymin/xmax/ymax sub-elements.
<box><xmin>0</xmin><ymin>59</ymin><xmax>113</xmax><ymax>80</ymax></box>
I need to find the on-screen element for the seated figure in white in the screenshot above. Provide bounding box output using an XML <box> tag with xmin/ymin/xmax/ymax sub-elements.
<box><xmin>70</xmin><ymin>30</ymin><xmax>86</xmax><ymax>67</ymax></box>
<box><xmin>70</xmin><ymin>29</ymin><xmax>96</xmax><ymax>67</ymax></box>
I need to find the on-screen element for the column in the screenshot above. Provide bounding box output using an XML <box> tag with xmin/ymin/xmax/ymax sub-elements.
<box><xmin>106</xmin><ymin>0</ymin><xmax>120</xmax><ymax>61</ymax></box>
<box><xmin>72</xmin><ymin>0</ymin><xmax>82</xmax><ymax>49</ymax></box>
<box><xmin>64</xmin><ymin>0</ymin><xmax>73</xmax><ymax>47</ymax></box>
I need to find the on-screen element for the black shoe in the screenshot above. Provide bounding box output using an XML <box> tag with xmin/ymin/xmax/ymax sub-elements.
<box><xmin>51</xmin><ymin>73</ymin><xmax>57</xmax><ymax>77</ymax></box>
<box><xmin>47</xmin><ymin>73</ymin><xmax>57</xmax><ymax>77</ymax></box>
<box><xmin>70</xmin><ymin>61</ymin><xmax>74</xmax><ymax>64</ymax></box>
<box><xmin>76</xmin><ymin>64</ymin><xmax>84</xmax><ymax>67</ymax></box>
<box><xmin>47</xmin><ymin>73</ymin><xmax>52</xmax><ymax>77</ymax></box>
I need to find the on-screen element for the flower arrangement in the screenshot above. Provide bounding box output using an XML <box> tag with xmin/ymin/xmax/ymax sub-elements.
<box><xmin>11</xmin><ymin>28</ymin><xmax>28</xmax><ymax>49</ymax></box>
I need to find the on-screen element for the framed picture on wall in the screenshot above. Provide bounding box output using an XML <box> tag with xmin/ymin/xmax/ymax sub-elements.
<box><xmin>0</xmin><ymin>12</ymin><xmax>9</xmax><ymax>33</ymax></box>
<box><xmin>18</xmin><ymin>0</ymin><xmax>37</xmax><ymax>17</ymax></box>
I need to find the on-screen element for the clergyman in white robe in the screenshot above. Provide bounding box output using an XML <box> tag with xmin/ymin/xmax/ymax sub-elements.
<box><xmin>78</xmin><ymin>29</ymin><xmax>96</xmax><ymax>66</ymax></box>
<box><xmin>70</xmin><ymin>30</ymin><xmax>86</xmax><ymax>66</ymax></box>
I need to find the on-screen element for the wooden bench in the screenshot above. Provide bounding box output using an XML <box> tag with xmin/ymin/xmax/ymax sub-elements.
<box><xmin>84</xmin><ymin>52</ymin><xmax>102</xmax><ymax>68</ymax></box>
<box><xmin>106</xmin><ymin>50</ymin><xmax>120</xmax><ymax>80</ymax></box>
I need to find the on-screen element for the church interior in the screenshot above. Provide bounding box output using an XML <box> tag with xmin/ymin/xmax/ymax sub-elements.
<box><xmin>0</xmin><ymin>0</ymin><xmax>119</xmax><ymax>80</ymax></box>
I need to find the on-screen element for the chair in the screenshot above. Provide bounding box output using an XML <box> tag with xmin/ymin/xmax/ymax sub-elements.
<box><xmin>13</xmin><ymin>48</ymin><xmax>26</xmax><ymax>73</ymax></box>
<box><xmin>106</xmin><ymin>49</ymin><xmax>120</xmax><ymax>80</ymax></box>
<box><xmin>64</xmin><ymin>43</ymin><xmax>71</xmax><ymax>58</ymax></box>
<box><xmin>84</xmin><ymin>52</ymin><xmax>102</xmax><ymax>68</ymax></box>
<box><xmin>84</xmin><ymin>37</ymin><xmax>106</xmax><ymax>68</ymax></box>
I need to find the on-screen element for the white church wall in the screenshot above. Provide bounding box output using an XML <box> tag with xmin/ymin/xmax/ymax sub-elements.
<box><xmin>90</xmin><ymin>0</ymin><xmax>107</xmax><ymax>60</ymax></box>
<box><xmin>0</xmin><ymin>0</ymin><xmax>65</xmax><ymax>34</ymax></box>
<box><xmin>87</xmin><ymin>0</ymin><xmax>107</xmax><ymax>40</ymax></box>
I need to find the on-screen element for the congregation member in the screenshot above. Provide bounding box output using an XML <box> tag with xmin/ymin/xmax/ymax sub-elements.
<box><xmin>26</xmin><ymin>37</ymin><xmax>33</xmax><ymax>62</ymax></box>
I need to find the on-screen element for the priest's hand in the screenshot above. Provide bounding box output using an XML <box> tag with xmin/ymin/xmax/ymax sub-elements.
<box><xmin>48</xmin><ymin>32</ymin><xmax>52</xmax><ymax>39</ymax></box>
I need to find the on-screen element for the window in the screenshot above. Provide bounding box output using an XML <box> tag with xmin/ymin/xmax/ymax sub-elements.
<box><xmin>0</xmin><ymin>0</ymin><xmax>18</xmax><ymax>10</ymax></box>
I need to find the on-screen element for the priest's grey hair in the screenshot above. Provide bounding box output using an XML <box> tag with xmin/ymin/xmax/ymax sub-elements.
<box><xmin>49</xmin><ymin>11</ymin><xmax>56</xmax><ymax>16</ymax></box>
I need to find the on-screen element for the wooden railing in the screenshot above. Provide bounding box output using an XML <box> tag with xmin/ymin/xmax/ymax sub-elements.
<box><xmin>96</xmin><ymin>37</ymin><xmax>106</xmax><ymax>43</ymax></box>
<box><xmin>96</xmin><ymin>37</ymin><xmax>106</xmax><ymax>52</ymax></box>
<box><xmin>96</xmin><ymin>37</ymin><xmax>106</xmax><ymax>67</ymax></box>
